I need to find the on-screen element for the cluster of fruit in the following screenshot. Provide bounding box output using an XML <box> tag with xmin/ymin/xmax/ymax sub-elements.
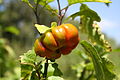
<box><xmin>34</xmin><ymin>24</ymin><xmax>79</xmax><ymax>59</ymax></box>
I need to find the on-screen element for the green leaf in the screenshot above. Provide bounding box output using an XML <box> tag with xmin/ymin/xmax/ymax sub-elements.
<box><xmin>67</xmin><ymin>0</ymin><xmax>112</xmax><ymax>5</ymax></box>
<box><xmin>35</xmin><ymin>24</ymin><xmax>51</xmax><ymax>33</ymax></box>
<box><xmin>45</xmin><ymin>5</ymin><xmax>58</xmax><ymax>16</ymax></box>
<box><xmin>85</xmin><ymin>62</ymin><xmax>94</xmax><ymax>70</ymax></box>
<box><xmin>30</xmin><ymin>71</ymin><xmax>39</xmax><ymax>80</ymax></box>
<box><xmin>22</xmin><ymin>0</ymin><xmax>33</xmax><ymax>9</ymax></box>
<box><xmin>112</xmin><ymin>49</ymin><xmax>120</xmax><ymax>52</ymax></box>
<box><xmin>4</xmin><ymin>26</ymin><xmax>20</xmax><ymax>35</ymax></box>
<box><xmin>81</xmin><ymin>40</ymin><xmax>116</xmax><ymax>80</ymax></box>
<box><xmin>102</xmin><ymin>58</ymin><xmax>115</xmax><ymax>74</ymax></box>
<box><xmin>52</xmin><ymin>63</ymin><xmax>63</xmax><ymax>77</ymax></box>
<box><xmin>20</xmin><ymin>49</ymin><xmax>36</xmax><ymax>80</ymax></box>
<box><xmin>0</xmin><ymin>0</ymin><xmax>3</xmax><ymax>4</ymax></box>
<box><xmin>92</xmin><ymin>23</ymin><xmax>112</xmax><ymax>52</ymax></box>
<box><xmin>22</xmin><ymin>0</ymin><xmax>29</xmax><ymax>3</ymax></box>
<box><xmin>70</xmin><ymin>4</ymin><xmax>111</xmax><ymax>52</ymax></box>
<box><xmin>21</xmin><ymin>63</ymin><xmax>34</xmax><ymax>79</ymax></box>
<box><xmin>0</xmin><ymin>38</ymin><xmax>6</xmax><ymax>46</ymax></box>
<box><xmin>70</xmin><ymin>4</ymin><xmax>101</xmax><ymax>35</ymax></box>
<box><xmin>51</xmin><ymin>22</ymin><xmax>57</xmax><ymax>29</ymax></box>
<box><xmin>0</xmin><ymin>38</ymin><xmax>15</xmax><ymax>57</ymax></box>
<box><xmin>70</xmin><ymin>4</ymin><xmax>101</xmax><ymax>21</ymax></box>
<box><xmin>4</xmin><ymin>45</ymin><xmax>15</xmax><ymax>57</ymax></box>
<box><xmin>48</xmin><ymin>76</ymin><xmax>64</xmax><ymax>80</ymax></box>
<box><xmin>71</xmin><ymin>61</ymin><xmax>86</xmax><ymax>78</ymax></box>
<box><xmin>34</xmin><ymin>0</ymin><xmax>54</xmax><ymax>4</ymax></box>
<box><xmin>21</xmin><ymin>49</ymin><xmax>36</xmax><ymax>63</ymax></box>
<box><xmin>34</xmin><ymin>0</ymin><xmax>57</xmax><ymax>15</ymax></box>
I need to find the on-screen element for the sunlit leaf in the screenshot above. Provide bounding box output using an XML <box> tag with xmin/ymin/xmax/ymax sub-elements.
<box><xmin>4</xmin><ymin>45</ymin><xmax>15</xmax><ymax>57</ymax></box>
<box><xmin>21</xmin><ymin>49</ymin><xmax>36</xmax><ymax>63</ymax></box>
<box><xmin>21</xmin><ymin>63</ymin><xmax>34</xmax><ymax>79</ymax></box>
<box><xmin>22</xmin><ymin>0</ymin><xmax>29</xmax><ymax>3</ymax></box>
<box><xmin>48</xmin><ymin>76</ymin><xmax>64</xmax><ymax>80</ymax></box>
<box><xmin>70</xmin><ymin>4</ymin><xmax>101</xmax><ymax>35</ymax></box>
<box><xmin>67</xmin><ymin>0</ymin><xmax>112</xmax><ymax>5</ymax></box>
<box><xmin>112</xmin><ymin>49</ymin><xmax>120</xmax><ymax>52</ymax></box>
<box><xmin>35</xmin><ymin>24</ymin><xmax>51</xmax><ymax>33</ymax></box>
<box><xmin>45</xmin><ymin>5</ymin><xmax>58</xmax><ymax>16</ymax></box>
<box><xmin>70</xmin><ymin>4</ymin><xmax>101</xmax><ymax>21</ymax></box>
<box><xmin>70</xmin><ymin>4</ymin><xmax>111</xmax><ymax>52</ymax></box>
<box><xmin>20</xmin><ymin>49</ymin><xmax>36</xmax><ymax>79</ymax></box>
<box><xmin>4</xmin><ymin>26</ymin><xmax>20</xmax><ymax>35</ymax></box>
<box><xmin>0</xmin><ymin>0</ymin><xmax>3</xmax><ymax>4</ymax></box>
<box><xmin>34</xmin><ymin>0</ymin><xmax>57</xmax><ymax>15</ymax></box>
<box><xmin>81</xmin><ymin>40</ymin><xmax>116</xmax><ymax>80</ymax></box>
<box><xmin>71</xmin><ymin>61</ymin><xmax>86</xmax><ymax>78</ymax></box>
<box><xmin>0</xmin><ymin>38</ymin><xmax>16</xmax><ymax>78</ymax></box>
<box><xmin>92</xmin><ymin>23</ymin><xmax>112</xmax><ymax>52</ymax></box>
<box><xmin>34</xmin><ymin>0</ymin><xmax>54</xmax><ymax>4</ymax></box>
<box><xmin>51</xmin><ymin>22</ymin><xmax>57</xmax><ymax>29</ymax></box>
<box><xmin>0</xmin><ymin>38</ymin><xmax>6</xmax><ymax>46</ymax></box>
<box><xmin>0</xmin><ymin>38</ymin><xmax>15</xmax><ymax>57</ymax></box>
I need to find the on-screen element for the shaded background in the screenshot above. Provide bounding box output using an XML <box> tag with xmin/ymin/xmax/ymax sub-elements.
<box><xmin>0</xmin><ymin>0</ymin><xmax>120</xmax><ymax>80</ymax></box>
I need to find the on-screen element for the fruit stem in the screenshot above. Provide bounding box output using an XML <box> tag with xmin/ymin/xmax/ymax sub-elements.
<box><xmin>43</xmin><ymin>59</ymin><xmax>49</xmax><ymax>80</ymax></box>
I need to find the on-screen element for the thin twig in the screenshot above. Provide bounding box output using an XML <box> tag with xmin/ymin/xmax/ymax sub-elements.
<box><xmin>86</xmin><ymin>71</ymin><xmax>94</xmax><ymax>80</ymax></box>
<box><xmin>43</xmin><ymin>59</ymin><xmax>49</xmax><ymax>80</ymax></box>
<box><xmin>36</xmin><ymin>69</ymin><xmax>41</xmax><ymax>80</ymax></box>
<box><xmin>57</xmin><ymin>0</ymin><xmax>69</xmax><ymax>25</ymax></box>
<box><xmin>61</xmin><ymin>6</ymin><xmax>69</xmax><ymax>19</ymax></box>
<box><xmin>61</xmin><ymin>6</ymin><xmax>69</xmax><ymax>11</ymax></box>
<box><xmin>33</xmin><ymin>0</ymin><xmax>40</xmax><ymax>24</ymax></box>
<box><xmin>57</xmin><ymin>0</ymin><xmax>61</xmax><ymax>17</ymax></box>
<box><xmin>57</xmin><ymin>0</ymin><xmax>62</xmax><ymax>25</ymax></box>
<box><xmin>79</xmin><ymin>68</ymin><xmax>86</xmax><ymax>80</ymax></box>
<box><xmin>34</xmin><ymin>62</ymin><xmax>41</xmax><ymax>80</ymax></box>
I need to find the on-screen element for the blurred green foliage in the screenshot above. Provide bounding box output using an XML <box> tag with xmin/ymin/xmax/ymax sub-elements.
<box><xmin>0</xmin><ymin>0</ymin><xmax>57</xmax><ymax>79</ymax></box>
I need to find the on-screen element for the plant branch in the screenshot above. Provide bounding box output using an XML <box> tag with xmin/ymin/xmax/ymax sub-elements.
<box><xmin>79</xmin><ymin>67</ymin><xmax>86</xmax><ymax>80</ymax></box>
<box><xmin>86</xmin><ymin>71</ymin><xmax>94</xmax><ymax>80</ymax></box>
<box><xmin>57</xmin><ymin>0</ymin><xmax>69</xmax><ymax>25</ymax></box>
<box><xmin>33</xmin><ymin>0</ymin><xmax>40</xmax><ymax>24</ymax></box>
<box><xmin>62</xmin><ymin>6</ymin><xmax>69</xmax><ymax>19</ymax></box>
<box><xmin>36</xmin><ymin>69</ymin><xmax>41</xmax><ymax>80</ymax></box>
<box><xmin>43</xmin><ymin>59</ymin><xmax>49</xmax><ymax>80</ymax></box>
<box><xmin>28</xmin><ymin>2</ymin><xmax>34</xmax><ymax>9</ymax></box>
<box><xmin>34</xmin><ymin>62</ymin><xmax>41</xmax><ymax>80</ymax></box>
<box><xmin>57</xmin><ymin>0</ymin><xmax>61</xmax><ymax>17</ymax></box>
<box><xmin>24</xmin><ymin>1</ymin><xmax>40</xmax><ymax>24</ymax></box>
<box><xmin>57</xmin><ymin>0</ymin><xmax>62</xmax><ymax>25</ymax></box>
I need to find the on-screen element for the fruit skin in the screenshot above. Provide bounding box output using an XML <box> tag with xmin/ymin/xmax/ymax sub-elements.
<box><xmin>59</xmin><ymin>46</ymin><xmax>72</xmax><ymax>55</ymax></box>
<box><xmin>42</xmin><ymin>32</ymin><xmax>58</xmax><ymax>51</ymax></box>
<box><xmin>34</xmin><ymin>38</ymin><xmax>46</xmax><ymax>57</ymax></box>
<box><xmin>34</xmin><ymin>38</ymin><xmax>61</xmax><ymax>59</ymax></box>
<box><xmin>52</xmin><ymin>26</ymin><xmax>66</xmax><ymax>47</ymax></box>
<box><xmin>62</xmin><ymin>24</ymin><xmax>79</xmax><ymax>48</ymax></box>
<box><xmin>34</xmin><ymin>24</ymin><xmax>80</xmax><ymax>59</ymax></box>
<box><xmin>46</xmin><ymin>51</ymin><xmax>61</xmax><ymax>59</ymax></box>
<box><xmin>52</xmin><ymin>24</ymin><xmax>79</xmax><ymax>49</ymax></box>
